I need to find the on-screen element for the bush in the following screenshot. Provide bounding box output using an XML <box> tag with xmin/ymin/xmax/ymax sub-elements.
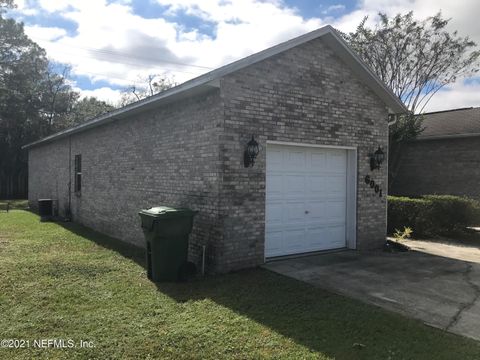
<box><xmin>388</xmin><ymin>195</ymin><xmax>480</xmax><ymax>237</ymax></box>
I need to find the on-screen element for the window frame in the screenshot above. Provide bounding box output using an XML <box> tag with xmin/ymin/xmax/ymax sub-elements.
<box><xmin>74</xmin><ymin>154</ymin><xmax>82</xmax><ymax>195</ymax></box>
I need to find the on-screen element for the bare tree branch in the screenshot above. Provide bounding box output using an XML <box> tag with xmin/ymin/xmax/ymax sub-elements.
<box><xmin>119</xmin><ymin>74</ymin><xmax>176</xmax><ymax>106</ymax></box>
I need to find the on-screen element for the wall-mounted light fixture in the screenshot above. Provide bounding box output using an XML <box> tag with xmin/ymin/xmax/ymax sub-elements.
<box><xmin>244</xmin><ymin>135</ymin><xmax>260</xmax><ymax>168</ymax></box>
<box><xmin>370</xmin><ymin>146</ymin><xmax>385</xmax><ymax>171</ymax></box>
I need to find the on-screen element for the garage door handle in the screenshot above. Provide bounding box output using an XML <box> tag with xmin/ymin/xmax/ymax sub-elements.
<box><xmin>305</xmin><ymin>210</ymin><xmax>309</xmax><ymax>214</ymax></box>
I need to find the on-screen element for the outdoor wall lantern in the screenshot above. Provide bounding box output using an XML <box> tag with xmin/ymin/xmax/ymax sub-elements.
<box><xmin>370</xmin><ymin>146</ymin><xmax>385</xmax><ymax>171</ymax></box>
<box><xmin>244</xmin><ymin>135</ymin><xmax>260</xmax><ymax>168</ymax></box>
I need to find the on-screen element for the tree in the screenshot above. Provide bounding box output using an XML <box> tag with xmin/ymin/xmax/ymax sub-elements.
<box><xmin>38</xmin><ymin>65</ymin><xmax>78</xmax><ymax>132</ymax></box>
<box><xmin>39</xmin><ymin>65</ymin><xmax>114</xmax><ymax>129</ymax></box>
<box><xmin>119</xmin><ymin>74</ymin><xmax>175</xmax><ymax>106</ymax></box>
<box><xmin>343</xmin><ymin>12</ymin><xmax>480</xmax><ymax>190</ymax></box>
<box><xmin>0</xmin><ymin>7</ymin><xmax>50</xmax><ymax>198</ymax></box>
<box><xmin>0</xmin><ymin>0</ymin><xmax>14</xmax><ymax>12</ymax></box>
<box><xmin>0</xmin><ymin>5</ymin><xmax>115</xmax><ymax>198</ymax></box>
<box><xmin>67</xmin><ymin>96</ymin><xmax>114</xmax><ymax>126</ymax></box>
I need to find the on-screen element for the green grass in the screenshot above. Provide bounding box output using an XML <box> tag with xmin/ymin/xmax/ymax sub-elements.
<box><xmin>0</xmin><ymin>199</ymin><xmax>29</xmax><ymax>211</ymax></box>
<box><xmin>1</xmin><ymin>211</ymin><xmax>479</xmax><ymax>359</ymax></box>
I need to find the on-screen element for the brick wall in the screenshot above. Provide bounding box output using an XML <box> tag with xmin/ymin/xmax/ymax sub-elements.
<box><xmin>392</xmin><ymin>137</ymin><xmax>480</xmax><ymax>199</ymax></box>
<box><xmin>28</xmin><ymin>36</ymin><xmax>390</xmax><ymax>273</ymax></box>
<box><xmin>29</xmin><ymin>89</ymin><xmax>224</xmax><ymax>268</ymax></box>
<box><xmin>28</xmin><ymin>137</ymin><xmax>70</xmax><ymax>214</ymax></box>
<box><xmin>217</xmin><ymin>37</ymin><xmax>389</xmax><ymax>271</ymax></box>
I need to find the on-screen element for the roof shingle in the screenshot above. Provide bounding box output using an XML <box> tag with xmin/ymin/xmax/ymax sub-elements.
<box><xmin>417</xmin><ymin>107</ymin><xmax>480</xmax><ymax>139</ymax></box>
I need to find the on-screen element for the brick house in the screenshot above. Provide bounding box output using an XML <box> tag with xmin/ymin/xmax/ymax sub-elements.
<box><xmin>392</xmin><ymin>107</ymin><xmax>480</xmax><ymax>199</ymax></box>
<box><xmin>24</xmin><ymin>26</ymin><xmax>405</xmax><ymax>273</ymax></box>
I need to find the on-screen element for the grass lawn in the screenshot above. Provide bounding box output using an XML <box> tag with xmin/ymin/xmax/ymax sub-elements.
<box><xmin>1</xmin><ymin>211</ymin><xmax>480</xmax><ymax>359</ymax></box>
<box><xmin>0</xmin><ymin>199</ymin><xmax>29</xmax><ymax>211</ymax></box>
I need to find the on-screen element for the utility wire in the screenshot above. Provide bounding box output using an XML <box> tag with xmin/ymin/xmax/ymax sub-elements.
<box><xmin>30</xmin><ymin>36</ymin><xmax>214</xmax><ymax>71</ymax></box>
<box><xmin>42</xmin><ymin>47</ymin><xmax>208</xmax><ymax>76</ymax></box>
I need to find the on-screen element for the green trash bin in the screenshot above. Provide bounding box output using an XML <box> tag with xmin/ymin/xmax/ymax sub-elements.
<box><xmin>139</xmin><ymin>206</ymin><xmax>197</xmax><ymax>282</ymax></box>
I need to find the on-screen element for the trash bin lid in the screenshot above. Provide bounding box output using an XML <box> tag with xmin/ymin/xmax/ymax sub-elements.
<box><xmin>139</xmin><ymin>206</ymin><xmax>197</xmax><ymax>218</ymax></box>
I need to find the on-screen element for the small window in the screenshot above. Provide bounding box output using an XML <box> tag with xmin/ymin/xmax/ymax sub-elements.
<box><xmin>74</xmin><ymin>154</ymin><xmax>82</xmax><ymax>194</ymax></box>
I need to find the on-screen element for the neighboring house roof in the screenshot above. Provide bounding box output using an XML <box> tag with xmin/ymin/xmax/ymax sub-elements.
<box><xmin>23</xmin><ymin>25</ymin><xmax>407</xmax><ymax>150</ymax></box>
<box><xmin>416</xmin><ymin>107</ymin><xmax>480</xmax><ymax>140</ymax></box>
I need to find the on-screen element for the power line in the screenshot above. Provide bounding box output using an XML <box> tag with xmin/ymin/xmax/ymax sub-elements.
<box><xmin>30</xmin><ymin>36</ymin><xmax>214</xmax><ymax>71</ymax></box>
<box><xmin>41</xmin><ymin>46</ymin><xmax>209</xmax><ymax>76</ymax></box>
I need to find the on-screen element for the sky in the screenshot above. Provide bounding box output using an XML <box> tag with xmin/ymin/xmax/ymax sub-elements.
<box><xmin>8</xmin><ymin>0</ymin><xmax>480</xmax><ymax>112</ymax></box>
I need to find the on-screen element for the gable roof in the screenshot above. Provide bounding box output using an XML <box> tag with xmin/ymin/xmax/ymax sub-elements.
<box><xmin>416</xmin><ymin>107</ymin><xmax>480</xmax><ymax>140</ymax></box>
<box><xmin>23</xmin><ymin>25</ymin><xmax>406</xmax><ymax>150</ymax></box>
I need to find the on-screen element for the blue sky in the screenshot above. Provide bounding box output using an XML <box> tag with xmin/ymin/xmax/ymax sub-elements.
<box><xmin>8</xmin><ymin>0</ymin><xmax>480</xmax><ymax>111</ymax></box>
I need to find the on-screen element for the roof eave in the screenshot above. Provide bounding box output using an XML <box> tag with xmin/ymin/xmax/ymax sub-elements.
<box><xmin>415</xmin><ymin>133</ymin><xmax>480</xmax><ymax>141</ymax></box>
<box><xmin>23</xmin><ymin>25</ymin><xmax>407</xmax><ymax>150</ymax></box>
<box><xmin>22</xmin><ymin>81</ymin><xmax>220</xmax><ymax>150</ymax></box>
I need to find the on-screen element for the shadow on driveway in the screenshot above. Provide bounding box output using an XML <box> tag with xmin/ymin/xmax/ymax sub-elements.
<box><xmin>265</xmin><ymin>249</ymin><xmax>480</xmax><ymax>341</ymax></box>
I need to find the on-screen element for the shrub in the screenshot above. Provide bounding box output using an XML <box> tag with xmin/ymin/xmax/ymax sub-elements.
<box><xmin>388</xmin><ymin>195</ymin><xmax>480</xmax><ymax>237</ymax></box>
<box><xmin>387</xmin><ymin>196</ymin><xmax>430</xmax><ymax>236</ymax></box>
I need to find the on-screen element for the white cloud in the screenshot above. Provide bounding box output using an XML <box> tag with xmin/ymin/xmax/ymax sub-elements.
<box><xmin>24</xmin><ymin>25</ymin><xmax>67</xmax><ymax>41</ymax></box>
<box><xmin>331</xmin><ymin>0</ymin><xmax>480</xmax><ymax>111</ymax></box>
<box><xmin>75</xmin><ymin>87</ymin><xmax>122</xmax><ymax>105</ymax></box>
<box><xmin>322</xmin><ymin>4</ymin><xmax>346</xmax><ymax>15</ymax></box>
<box><xmin>18</xmin><ymin>0</ymin><xmax>323</xmax><ymax>95</ymax></box>
<box><xmin>14</xmin><ymin>0</ymin><xmax>480</xmax><ymax>111</ymax></box>
<box><xmin>422</xmin><ymin>80</ymin><xmax>480</xmax><ymax>112</ymax></box>
<box><xmin>334</xmin><ymin>0</ymin><xmax>480</xmax><ymax>43</ymax></box>
<box><xmin>12</xmin><ymin>0</ymin><xmax>37</xmax><ymax>15</ymax></box>
<box><xmin>37</xmin><ymin>0</ymin><xmax>72</xmax><ymax>13</ymax></box>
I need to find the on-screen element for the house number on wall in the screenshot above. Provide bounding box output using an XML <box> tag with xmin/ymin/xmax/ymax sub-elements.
<box><xmin>364</xmin><ymin>175</ymin><xmax>382</xmax><ymax>198</ymax></box>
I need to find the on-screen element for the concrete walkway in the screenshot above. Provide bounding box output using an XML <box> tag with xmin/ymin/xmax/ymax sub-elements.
<box><xmin>264</xmin><ymin>243</ymin><xmax>480</xmax><ymax>341</ymax></box>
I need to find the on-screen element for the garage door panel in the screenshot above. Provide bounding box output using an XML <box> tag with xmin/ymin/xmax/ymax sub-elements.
<box><xmin>284</xmin><ymin>175</ymin><xmax>306</xmax><ymax>197</ymax></box>
<box><xmin>307</xmin><ymin>226</ymin><xmax>331</xmax><ymax>249</ymax></box>
<box><xmin>266</xmin><ymin>175</ymin><xmax>283</xmax><ymax>199</ymax></box>
<box><xmin>266</xmin><ymin>144</ymin><xmax>348</xmax><ymax>258</ymax></box>
<box><xmin>310</xmin><ymin>151</ymin><xmax>326</xmax><ymax>170</ymax></box>
<box><xmin>326</xmin><ymin>225</ymin><xmax>347</xmax><ymax>247</ymax></box>
<box><xmin>265</xmin><ymin>202</ymin><xmax>283</xmax><ymax>225</ymax></box>
<box><xmin>306</xmin><ymin>201</ymin><xmax>326</xmax><ymax>219</ymax></box>
<box><xmin>326</xmin><ymin>150</ymin><xmax>347</xmax><ymax>171</ymax></box>
<box><xmin>266</xmin><ymin>148</ymin><xmax>283</xmax><ymax>170</ymax></box>
<box><xmin>283</xmin><ymin>227</ymin><xmax>306</xmax><ymax>252</ymax></box>
<box><xmin>323</xmin><ymin>201</ymin><xmax>346</xmax><ymax>220</ymax></box>
<box><xmin>323</xmin><ymin>175</ymin><xmax>347</xmax><ymax>194</ymax></box>
<box><xmin>307</xmin><ymin>225</ymin><xmax>344</xmax><ymax>246</ymax></box>
<box><xmin>306</xmin><ymin>175</ymin><xmax>325</xmax><ymax>194</ymax></box>
<box><xmin>265</xmin><ymin>230</ymin><xmax>283</xmax><ymax>256</ymax></box>
<box><xmin>285</xmin><ymin>150</ymin><xmax>307</xmax><ymax>170</ymax></box>
<box><xmin>286</xmin><ymin>202</ymin><xmax>306</xmax><ymax>223</ymax></box>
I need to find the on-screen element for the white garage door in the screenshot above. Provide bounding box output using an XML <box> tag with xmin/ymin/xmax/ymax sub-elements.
<box><xmin>265</xmin><ymin>144</ymin><xmax>348</xmax><ymax>257</ymax></box>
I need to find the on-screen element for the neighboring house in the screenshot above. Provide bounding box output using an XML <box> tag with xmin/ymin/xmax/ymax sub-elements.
<box><xmin>393</xmin><ymin>107</ymin><xmax>480</xmax><ymax>199</ymax></box>
<box><xmin>23</xmin><ymin>26</ymin><xmax>406</xmax><ymax>273</ymax></box>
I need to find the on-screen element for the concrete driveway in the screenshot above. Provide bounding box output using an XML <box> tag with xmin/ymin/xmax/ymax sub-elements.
<box><xmin>264</xmin><ymin>240</ymin><xmax>480</xmax><ymax>341</ymax></box>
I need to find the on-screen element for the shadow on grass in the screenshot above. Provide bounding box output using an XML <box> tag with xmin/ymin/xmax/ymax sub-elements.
<box><xmin>51</xmin><ymin>215</ymin><xmax>146</xmax><ymax>269</ymax></box>
<box><xmin>37</xmin><ymin>213</ymin><xmax>480</xmax><ymax>359</ymax></box>
<box><xmin>152</xmin><ymin>267</ymin><xmax>480</xmax><ymax>360</ymax></box>
<box><xmin>155</xmin><ymin>269</ymin><xmax>366</xmax><ymax>358</ymax></box>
